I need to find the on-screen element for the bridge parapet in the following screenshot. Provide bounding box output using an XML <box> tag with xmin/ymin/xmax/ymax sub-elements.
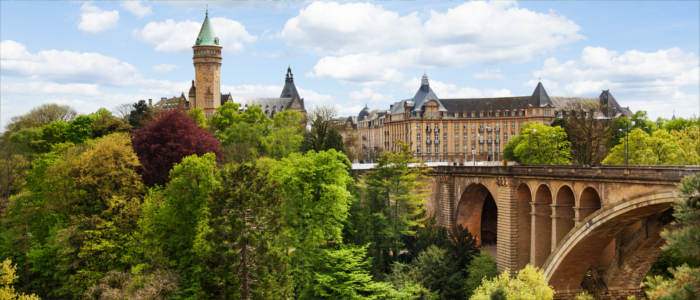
<box><xmin>428</xmin><ymin>165</ymin><xmax>699</xmax><ymax>183</ymax></box>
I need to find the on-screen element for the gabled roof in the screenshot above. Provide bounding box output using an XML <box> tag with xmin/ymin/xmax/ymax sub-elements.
<box><xmin>194</xmin><ymin>10</ymin><xmax>220</xmax><ymax>47</ymax></box>
<box><xmin>530</xmin><ymin>82</ymin><xmax>553</xmax><ymax>107</ymax></box>
<box><xmin>280</xmin><ymin>67</ymin><xmax>301</xmax><ymax>99</ymax></box>
<box><xmin>411</xmin><ymin>74</ymin><xmax>446</xmax><ymax>112</ymax></box>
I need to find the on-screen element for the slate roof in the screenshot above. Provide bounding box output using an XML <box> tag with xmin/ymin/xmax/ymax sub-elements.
<box><xmin>411</xmin><ymin>74</ymin><xmax>446</xmax><ymax>112</ymax></box>
<box><xmin>280</xmin><ymin>67</ymin><xmax>300</xmax><ymax>99</ymax></box>
<box><xmin>440</xmin><ymin>97</ymin><xmax>532</xmax><ymax>112</ymax></box>
<box><xmin>358</xmin><ymin>105</ymin><xmax>370</xmax><ymax>121</ymax></box>
<box><xmin>530</xmin><ymin>82</ymin><xmax>553</xmax><ymax>107</ymax></box>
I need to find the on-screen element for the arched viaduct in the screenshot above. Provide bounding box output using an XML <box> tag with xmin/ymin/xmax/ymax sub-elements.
<box><xmin>425</xmin><ymin>165</ymin><xmax>699</xmax><ymax>299</ymax></box>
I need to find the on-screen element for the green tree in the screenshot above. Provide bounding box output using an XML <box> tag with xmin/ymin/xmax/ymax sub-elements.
<box><xmin>187</xmin><ymin>107</ymin><xmax>208</xmax><ymax>129</ymax></box>
<box><xmin>195</xmin><ymin>162</ymin><xmax>291</xmax><ymax>299</ymax></box>
<box><xmin>301</xmin><ymin>106</ymin><xmax>345</xmax><ymax>153</ymax></box>
<box><xmin>90</xmin><ymin>109</ymin><xmax>130</xmax><ymax>138</ymax></box>
<box><xmin>470</xmin><ymin>265</ymin><xmax>554</xmax><ymax>300</ymax></box>
<box><xmin>127</xmin><ymin>100</ymin><xmax>153</xmax><ymax>128</ymax></box>
<box><xmin>601</xmin><ymin>128</ymin><xmax>699</xmax><ymax>165</ymax></box>
<box><xmin>263</xmin><ymin>110</ymin><xmax>305</xmax><ymax>159</ymax></box>
<box><xmin>360</xmin><ymin>142</ymin><xmax>429</xmax><ymax>275</ymax></box>
<box><xmin>65</xmin><ymin>115</ymin><xmax>95</xmax><ymax>144</ymax></box>
<box><xmin>0</xmin><ymin>259</ymin><xmax>40</xmax><ymax>300</ymax></box>
<box><xmin>209</xmin><ymin>102</ymin><xmax>271</xmax><ymax>162</ymax></box>
<box><xmin>270</xmin><ymin>150</ymin><xmax>353</xmax><ymax>293</ymax></box>
<box><xmin>464</xmin><ymin>253</ymin><xmax>499</xmax><ymax>298</ymax></box>
<box><xmin>5</xmin><ymin>103</ymin><xmax>76</xmax><ymax>133</ymax></box>
<box><xmin>503</xmin><ymin>122</ymin><xmax>571</xmax><ymax>165</ymax></box>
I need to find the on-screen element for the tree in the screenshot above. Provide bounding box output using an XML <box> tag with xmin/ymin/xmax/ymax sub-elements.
<box><xmin>408</xmin><ymin>246</ymin><xmax>465</xmax><ymax>300</ymax></box>
<box><xmin>135</xmin><ymin>153</ymin><xmax>219</xmax><ymax>297</ymax></box>
<box><xmin>503</xmin><ymin>122</ymin><xmax>571</xmax><ymax>165</ymax></box>
<box><xmin>470</xmin><ymin>265</ymin><xmax>554</xmax><ymax>300</ymax></box>
<box><xmin>209</xmin><ymin>102</ymin><xmax>271</xmax><ymax>162</ymax></box>
<box><xmin>262</xmin><ymin>110</ymin><xmax>305</xmax><ymax>159</ymax></box>
<box><xmin>0</xmin><ymin>259</ymin><xmax>40</xmax><ymax>300</ymax></box>
<box><xmin>132</xmin><ymin>109</ymin><xmax>220</xmax><ymax>186</ymax></box>
<box><xmin>65</xmin><ymin>115</ymin><xmax>95</xmax><ymax>144</ymax></box>
<box><xmin>187</xmin><ymin>108</ymin><xmax>208</xmax><ymax>129</ymax></box>
<box><xmin>6</xmin><ymin>103</ymin><xmax>77</xmax><ymax>132</ymax></box>
<box><xmin>359</xmin><ymin>142</ymin><xmax>429</xmax><ymax>275</ymax></box>
<box><xmin>559</xmin><ymin>103</ymin><xmax>610</xmax><ymax>165</ymax></box>
<box><xmin>301</xmin><ymin>106</ymin><xmax>345</xmax><ymax>153</ymax></box>
<box><xmin>270</xmin><ymin>150</ymin><xmax>353</xmax><ymax>293</ymax></box>
<box><xmin>85</xmin><ymin>270</ymin><xmax>179</xmax><ymax>300</ymax></box>
<box><xmin>90</xmin><ymin>109</ymin><xmax>130</xmax><ymax>138</ymax></box>
<box><xmin>127</xmin><ymin>100</ymin><xmax>153</xmax><ymax>128</ymax></box>
<box><xmin>601</xmin><ymin>128</ymin><xmax>700</xmax><ymax>165</ymax></box>
<box><xmin>464</xmin><ymin>253</ymin><xmax>499</xmax><ymax>298</ymax></box>
<box><xmin>643</xmin><ymin>173</ymin><xmax>700</xmax><ymax>299</ymax></box>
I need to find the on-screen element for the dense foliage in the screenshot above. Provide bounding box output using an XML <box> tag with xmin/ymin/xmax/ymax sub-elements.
<box><xmin>4</xmin><ymin>103</ymin><xmax>694</xmax><ymax>299</ymax></box>
<box><xmin>132</xmin><ymin>109</ymin><xmax>220</xmax><ymax>186</ymax></box>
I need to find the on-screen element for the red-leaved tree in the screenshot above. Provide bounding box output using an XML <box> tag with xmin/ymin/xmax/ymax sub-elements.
<box><xmin>132</xmin><ymin>109</ymin><xmax>219</xmax><ymax>186</ymax></box>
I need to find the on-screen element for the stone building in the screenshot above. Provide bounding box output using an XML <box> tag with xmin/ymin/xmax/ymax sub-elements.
<box><xmin>186</xmin><ymin>11</ymin><xmax>305</xmax><ymax>118</ymax></box>
<box><xmin>348</xmin><ymin>74</ymin><xmax>630</xmax><ymax>163</ymax></box>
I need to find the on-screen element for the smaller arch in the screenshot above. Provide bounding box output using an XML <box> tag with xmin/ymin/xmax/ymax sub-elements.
<box><xmin>516</xmin><ymin>183</ymin><xmax>532</xmax><ymax>269</ymax></box>
<box><xmin>553</xmin><ymin>186</ymin><xmax>575</xmax><ymax>249</ymax></box>
<box><xmin>532</xmin><ymin>184</ymin><xmax>553</xmax><ymax>266</ymax></box>
<box><xmin>578</xmin><ymin>187</ymin><xmax>601</xmax><ymax>222</ymax></box>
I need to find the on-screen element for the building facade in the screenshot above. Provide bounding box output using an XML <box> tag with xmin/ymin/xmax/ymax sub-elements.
<box><xmin>346</xmin><ymin>74</ymin><xmax>630</xmax><ymax>163</ymax></box>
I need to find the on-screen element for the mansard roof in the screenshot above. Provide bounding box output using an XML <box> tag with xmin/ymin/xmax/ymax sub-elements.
<box><xmin>411</xmin><ymin>74</ymin><xmax>446</xmax><ymax>112</ymax></box>
<box><xmin>280</xmin><ymin>67</ymin><xmax>301</xmax><ymax>99</ymax></box>
<box><xmin>440</xmin><ymin>97</ymin><xmax>532</xmax><ymax>112</ymax></box>
<box><xmin>194</xmin><ymin>10</ymin><xmax>220</xmax><ymax>47</ymax></box>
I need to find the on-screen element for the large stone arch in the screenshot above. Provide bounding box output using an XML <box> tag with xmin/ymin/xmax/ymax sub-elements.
<box><xmin>455</xmin><ymin>183</ymin><xmax>498</xmax><ymax>255</ymax></box>
<box><xmin>542</xmin><ymin>188</ymin><xmax>678</xmax><ymax>299</ymax></box>
<box><xmin>516</xmin><ymin>183</ymin><xmax>532</xmax><ymax>269</ymax></box>
<box><xmin>532</xmin><ymin>184</ymin><xmax>553</xmax><ymax>266</ymax></box>
<box><xmin>553</xmin><ymin>185</ymin><xmax>575</xmax><ymax>249</ymax></box>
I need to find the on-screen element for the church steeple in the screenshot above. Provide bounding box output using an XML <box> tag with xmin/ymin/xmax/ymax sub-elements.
<box><xmin>192</xmin><ymin>9</ymin><xmax>222</xmax><ymax>116</ymax></box>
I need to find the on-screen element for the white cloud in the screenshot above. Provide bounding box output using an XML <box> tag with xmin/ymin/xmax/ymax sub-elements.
<box><xmin>79</xmin><ymin>2</ymin><xmax>119</xmax><ymax>33</ymax></box>
<box><xmin>286</xmin><ymin>1</ymin><xmax>582</xmax><ymax>85</ymax></box>
<box><xmin>2</xmin><ymin>82</ymin><xmax>101</xmax><ymax>96</ymax></box>
<box><xmin>473</xmin><ymin>69</ymin><xmax>505</xmax><ymax>80</ymax></box>
<box><xmin>152</xmin><ymin>63</ymin><xmax>177</xmax><ymax>72</ymax></box>
<box><xmin>532</xmin><ymin>46</ymin><xmax>700</xmax><ymax>119</ymax></box>
<box><xmin>134</xmin><ymin>17</ymin><xmax>256</xmax><ymax>53</ymax></box>
<box><xmin>281</xmin><ymin>2</ymin><xmax>421</xmax><ymax>55</ymax></box>
<box><xmin>121</xmin><ymin>1</ymin><xmax>152</xmax><ymax>18</ymax></box>
<box><xmin>1</xmin><ymin>40</ymin><xmax>137</xmax><ymax>85</ymax></box>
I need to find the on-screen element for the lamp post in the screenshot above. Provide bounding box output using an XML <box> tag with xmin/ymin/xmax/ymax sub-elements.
<box><xmin>553</xmin><ymin>133</ymin><xmax>557</xmax><ymax>164</ymax></box>
<box><xmin>625</xmin><ymin>120</ymin><xmax>635</xmax><ymax>166</ymax></box>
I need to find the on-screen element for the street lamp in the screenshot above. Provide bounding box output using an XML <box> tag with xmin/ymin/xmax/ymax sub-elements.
<box><xmin>553</xmin><ymin>133</ymin><xmax>557</xmax><ymax>164</ymax></box>
<box><xmin>625</xmin><ymin>120</ymin><xmax>635</xmax><ymax>166</ymax></box>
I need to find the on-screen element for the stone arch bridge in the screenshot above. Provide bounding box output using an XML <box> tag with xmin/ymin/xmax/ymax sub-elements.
<box><xmin>424</xmin><ymin>165</ymin><xmax>699</xmax><ymax>299</ymax></box>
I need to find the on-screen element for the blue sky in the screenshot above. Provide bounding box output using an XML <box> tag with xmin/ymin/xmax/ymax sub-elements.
<box><xmin>1</xmin><ymin>1</ymin><xmax>698</xmax><ymax>130</ymax></box>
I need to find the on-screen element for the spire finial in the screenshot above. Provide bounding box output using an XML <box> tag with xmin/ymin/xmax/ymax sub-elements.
<box><xmin>206</xmin><ymin>5</ymin><xmax>208</xmax><ymax>17</ymax></box>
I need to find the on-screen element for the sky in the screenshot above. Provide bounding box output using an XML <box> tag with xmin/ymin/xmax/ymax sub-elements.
<box><xmin>1</xmin><ymin>0</ymin><xmax>698</xmax><ymax>130</ymax></box>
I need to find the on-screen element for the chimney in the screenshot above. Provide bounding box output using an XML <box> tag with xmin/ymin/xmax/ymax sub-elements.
<box><xmin>148</xmin><ymin>98</ymin><xmax>152</xmax><ymax>106</ymax></box>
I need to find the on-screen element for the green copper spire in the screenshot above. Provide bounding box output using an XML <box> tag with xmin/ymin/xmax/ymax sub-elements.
<box><xmin>194</xmin><ymin>9</ymin><xmax>220</xmax><ymax>47</ymax></box>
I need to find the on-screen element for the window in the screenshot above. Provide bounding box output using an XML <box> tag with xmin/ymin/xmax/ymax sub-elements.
<box><xmin>511</xmin><ymin>122</ymin><xmax>515</xmax><ymax>128</ymax></box>
<box><xmin>416</xmin><ymin>124</ymin><xmax>421</xmax><ymax>130</ymax></box>
<box><xmin>471</xmin><ymin>134</ymin><xmax>476</xmax><ymax>140</ymax></box>
<box><xmin>427</xmin><ymin>146</ymin><xmax>431</xmax><ymax>153</ymax></box>
<box><xmin>455</xmin><ymin>145</ymin><xmax>459</xmax><ymax>153</ymax></box>
<box><xmin>443</xmin><ymin>123</ymin><xmax>447</xmax><ymax>130</ymax></box>
<box><xmin>463</xmin><ymin>134</ymin><xmax>467</xmax><ymax>141</ymax></box>
<box><xmin>479</xmin><ymin>111</ymin><xmax>484</xmax><ymax>117</ymax></box>
<box><xmin>504</xmin><ymin>133</ymin><xmax>508</xmax><ymax>141</ymax></box>
<box><xmin>417</xmin><ymin>146</ymin><xmax>421</xmax><ymax>153</ymax></box>
<box><xmin>545</xmin><ymin>109</ymin><xmax>551</xmax><ymax>116</ymax></box>
<box><xmin>435</xmin><ymin>145</ymin><xmax>439</xmax><ymax>153</ymax></box>
<box><xmin>417</xmin><ymin>134</ymin><xmax>421</xmax><ymax>142</ymax></box>
<box><xmin>463</xmin><ymin>124</ymin><xmax>467</xmax><ymax>129</ymax></box>
<box><xmin>455</xmin><ymin>135</ymin><xmax>459</xmax><ymax>141</ymax></box>
<box><xmin>443</xmin><ymin>145</ymin><xmax>447</xmax><ymax>153</ymax></box>
<box><xmin>472</xmin><ymin>123</ymin><xmax>476</xmax><ymax>129</ymax></box>
<box><xmin>455</xmin><ymin>124</ymin><xmax>459</xmax><ymax>130</ymax></box>
<box><xmin>463</xmin><ymin>145</ymin><xmax>468</xmax><ymax>152</ymax></box>
<box><xmin>443</xmin><ymin>134</ymin><xmax>447</xmax><ymax>141</ymax></box>
<box><xmin>479</xmin><ymin>145</ymin><xmax>484</xmax><ymax>152</ymax></box>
